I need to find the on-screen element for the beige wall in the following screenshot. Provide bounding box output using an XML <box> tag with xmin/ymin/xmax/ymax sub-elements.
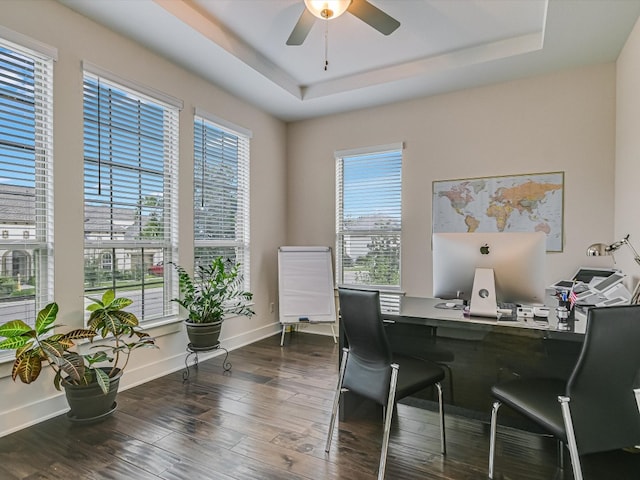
<box><xmin>616</xmin><ymin>16</ymin><xmax>640</xmax><ymax>290</ymax></box>
<box><xmin>0</xmin><ymin>0</ymin><xmax>286</xmax><ymax>435</ymax></box>
<box><xmin>287</xmin><ymin>64</ymin><xmax>618</xmax><ymax>297</ymax></box>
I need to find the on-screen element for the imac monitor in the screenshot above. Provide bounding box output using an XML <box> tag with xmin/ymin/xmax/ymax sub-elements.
<box><xmin>432</xmin><ymin>232</ymin><xmax>546</xmax><ymax>315</ymax></box>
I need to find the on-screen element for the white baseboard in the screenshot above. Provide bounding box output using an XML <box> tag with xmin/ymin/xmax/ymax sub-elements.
<box><xmin>0</xmin><ymin>393</ymin><xmax>69</xmax><ymax>438</ymax></box>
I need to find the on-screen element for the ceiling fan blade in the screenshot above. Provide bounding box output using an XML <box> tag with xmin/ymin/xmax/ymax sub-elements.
<box><xmin>286</xmin><ymin>8</ymin><xmax>316</xmax><ymax>45</ymax></box>
<box><xmin>348</xmin><ymin>0</ymin><xmax>400</xmax><ymax>36</ymax></box>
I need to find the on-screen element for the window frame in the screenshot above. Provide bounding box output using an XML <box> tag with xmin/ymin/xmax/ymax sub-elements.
<box><xmin>193</xmin><ymin>109</ymin><xmax>251</xmax><ymax>292</ymax></box>
<box><xmin>0</xmin><ymin>32</ymin><xmax>55</xmax><ymax>353</ymax></box>
<box><xmin>335</xmin><ymin>143</ymin><xmax>403</xmax><ymax>312</ymax></box>
<box><xmin>82</xmin><ymin>65</ymin><xmax>182</xmax><ymax>323</ymax></box>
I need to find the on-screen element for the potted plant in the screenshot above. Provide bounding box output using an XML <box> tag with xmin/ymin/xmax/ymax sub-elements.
<box><xmin>78</xmin><ymin>289</ymin><xmax>157</xmax><ymax>418</ymax></box>
<box><xmin>171</xmin><ymin>257</ymin><xmax>254</xmax><ymax>349</ymax></box>
<box><xmin>0</xmin><ymin>290</ymin><xmax>156</xmax><ymax>422</ymax></box>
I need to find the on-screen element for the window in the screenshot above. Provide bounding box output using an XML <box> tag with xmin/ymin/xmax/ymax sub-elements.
<box><xmin>336</xmin><ymin>144</ymin><xmax>403</xmax><ymax>312</ymax></box>
<box><xmin>101</xmin><ymin>251</ymin><xmax>113</xmax><ymax>271</ymax></box>
<box><xmin>0</xmin><ymin>36</ymin><xmax>55</xmax><ymax>332</ymax></box>
<box><xmin>83</xmin><ymin>66</ymin><xmax>181</xmax><ymax>322</ymax></box>
<box><xmin>193</xmin><ymin>110</ymin><xmax>250</xmax><ymax>290</ymax></box>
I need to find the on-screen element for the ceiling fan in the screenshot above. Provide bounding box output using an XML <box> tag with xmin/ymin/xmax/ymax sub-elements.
<box><xmin>286</xmin><ymin>0</ymin><xmax>401</xmax><ymax>46</ymax></box>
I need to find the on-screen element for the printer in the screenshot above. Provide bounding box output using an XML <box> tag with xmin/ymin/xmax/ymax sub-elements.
<box><xmin>552</xmin><ymin>268</ymin><xmax>632</xmax><ymax>334</ymax></box>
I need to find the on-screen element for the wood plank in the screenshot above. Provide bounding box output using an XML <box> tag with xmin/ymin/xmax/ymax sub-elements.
<box><xmin>0</xmin><ymin>332</ymin><xmax>637</xmax><ymax>479</ymax></box>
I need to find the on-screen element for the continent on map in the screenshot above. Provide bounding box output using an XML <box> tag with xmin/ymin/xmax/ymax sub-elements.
<box><xmin>438</xmin><ymin>180</ymin><xmax>486</xmax><ymax>215</ymax></box>
<box><xmin>535</xmin><ymin>223</ymin><xmax>551</xmax><ymax>234</ymax></box>
<box><xmin>491</xmin><ymin>180</ymin><xmax>562</xmax><ymax>215</ymax></box>
<box><xmin>437</xmin><ymin>182</ymin><xmax>474</xmax><ymax>213</ymax></box>
<box><xmin>464</xmin><ymin>215</ymin><xmax>480</xmax><ymax>232</ymax></box>
<box><xmin>485</xmin><ymin>180</ymin><xmax>561</xmax><ymax>231</ymax></box>
<box><xmin>486</xmin><ymin>203</ymin><xmax>514</xmax><ymax>231</ymax></box>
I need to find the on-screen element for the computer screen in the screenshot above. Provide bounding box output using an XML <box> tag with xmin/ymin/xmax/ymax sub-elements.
<box><xmin>432</xmin><ymin>232</ymin><xmax>546</xmax><ymax>306</ymax></box>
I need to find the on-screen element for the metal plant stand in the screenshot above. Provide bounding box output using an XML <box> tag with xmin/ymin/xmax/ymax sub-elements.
<box><xmin>183</xmin><ymin>342</ymin><xmax>231</xmax><ymax>382</ymax></box>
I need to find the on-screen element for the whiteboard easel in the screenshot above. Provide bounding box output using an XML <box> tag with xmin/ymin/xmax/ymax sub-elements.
<box><xmin>278</xmin><ymin>246</ymin><xmax>337</xmax><ymax>346</ymax></box>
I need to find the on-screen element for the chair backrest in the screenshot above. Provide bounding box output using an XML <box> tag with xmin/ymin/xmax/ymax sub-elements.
<box><xmin>338</xmin><ymin>287</ymin><xmax>393</xmax><ymax>405</ymax></box>
<box><xmin>566</xmin><ymin>304</ymin><xmax>640</xmax><ymax>454</ymax></box>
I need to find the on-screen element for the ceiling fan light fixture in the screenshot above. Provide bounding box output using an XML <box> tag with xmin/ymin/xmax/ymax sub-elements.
<box><xmin>304</xmin><ymin>0</ymin><xmax>351</xmax><ymax>20</ymax></box>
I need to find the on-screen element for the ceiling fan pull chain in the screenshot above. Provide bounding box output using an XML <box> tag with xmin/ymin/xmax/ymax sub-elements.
<box><xmin>324</xmin><ymin>19</ymin><xmax>329</xmax><ymax>71</ymax></box>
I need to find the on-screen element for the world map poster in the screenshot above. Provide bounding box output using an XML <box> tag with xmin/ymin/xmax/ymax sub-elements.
<box><xmin>432</xmin><ymin>171</ymin><xmax>564</xmax><ymax>251</ymax></box>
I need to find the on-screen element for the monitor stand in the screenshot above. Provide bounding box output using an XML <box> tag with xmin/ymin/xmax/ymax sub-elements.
<box><xmin>470</xmin><ymin>268</ymin><xmax>498</xmax><ymax>318</ymax></box>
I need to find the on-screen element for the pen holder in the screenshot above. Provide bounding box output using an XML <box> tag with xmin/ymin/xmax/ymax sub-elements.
<box><xmin>558</xmin><ymin>300</ymin><xmax>575</xmax><ymax>319</ymax></box>
<box><xmin>555</xmin><ymin>302</ymin><xmax>573</xmax><ymax>331</ymax></box>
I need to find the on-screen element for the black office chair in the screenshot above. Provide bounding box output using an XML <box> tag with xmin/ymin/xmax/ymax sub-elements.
<box><xmin>385</xmin><ymin>321</ymin><xmax>456</xmax><ymax>404</ymax></box>
<box><xmin>325</xmin><ymin>288</ymin><xmax>446</xmax><ymax>480</ymax></box>
<box><xmin>488</xmin><ymin>304</ymin><xmax>640</xmax><ymax>480</ymax></box>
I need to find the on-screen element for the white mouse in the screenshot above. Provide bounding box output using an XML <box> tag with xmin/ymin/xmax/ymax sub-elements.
<box><xmin>445</xmin><ymin>302</ymin><xmax>456</xmax><ymax>308</ymax></box>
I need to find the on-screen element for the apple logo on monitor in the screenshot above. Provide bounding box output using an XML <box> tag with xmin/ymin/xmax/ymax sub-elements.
<box><xmin>480</xmin><ymin>243</ymin><xmax>490</xmax><ymax>255</ymax></box>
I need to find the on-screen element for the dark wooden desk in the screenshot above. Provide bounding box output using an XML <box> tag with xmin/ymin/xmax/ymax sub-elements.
<box><xmin>339</xmin><ymin>297</ymin><xmax>585</xmax><ymax>429</ymax></box>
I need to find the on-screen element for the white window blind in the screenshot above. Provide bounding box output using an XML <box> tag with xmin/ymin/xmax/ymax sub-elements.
<box><xmin>336</xmin><ymin>145</ymin><xmax>402</xmax><ymax>313</ymax></box>
<box><xmin>83</xmin><ymin>71</ymin><xmax>179</xmax><ymax>322</ymax></box>
<box><xmin>0</xmin><ymin>38</ymin><xmax>54</xmax><ymax>336</ymax></box>
<box><xmin>193</xmin><ymin>112</ymin><xmax>250</xmax><ymax>289</ymax></box>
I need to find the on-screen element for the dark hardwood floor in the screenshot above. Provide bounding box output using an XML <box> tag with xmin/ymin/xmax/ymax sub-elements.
<box><xmin>0</xmin><ymin>332</ymin><xmax>638</xmax><ymax>479</ymax></box>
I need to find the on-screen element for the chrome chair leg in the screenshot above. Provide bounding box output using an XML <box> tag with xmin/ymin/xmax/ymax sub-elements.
<box><xmin>436</xmin><ymin>382</ymin><xmax>446</xmax><ymax>454</ymax></box>
<box><xmin>488</xmin><ymin>401</ymin><xmax>501</xmax><ymax>479</ymax></box>
<box><xmin>326</xmin><ymin>348</ymin><xmax>349</xmax><ymax>453</ymax></box>
<box><xmin>558</xmin><ymin>396</ymin><xmax>583</xmax><ymax>480</ymax></box>
<box><xmin>438</xmin><ymin>363</ymin><xmax>454</xmax><ymax>405</ymax></box>
<box><xmin>378</xmin><ymin>363</ymin><xmax>399</xmax><ymax>480</ymax></box>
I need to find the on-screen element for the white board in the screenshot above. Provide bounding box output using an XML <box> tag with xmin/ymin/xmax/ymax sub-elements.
<box><xmin>278</xmin><ymin>246</ymin><xmax>336</xmax><ymax>325</ymax></box>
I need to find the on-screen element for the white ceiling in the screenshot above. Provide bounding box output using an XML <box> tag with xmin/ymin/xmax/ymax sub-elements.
<box><xmin>58</xmin><ymin>0</ymin><xmax>640</xmax><ymax>122</ymax></box>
